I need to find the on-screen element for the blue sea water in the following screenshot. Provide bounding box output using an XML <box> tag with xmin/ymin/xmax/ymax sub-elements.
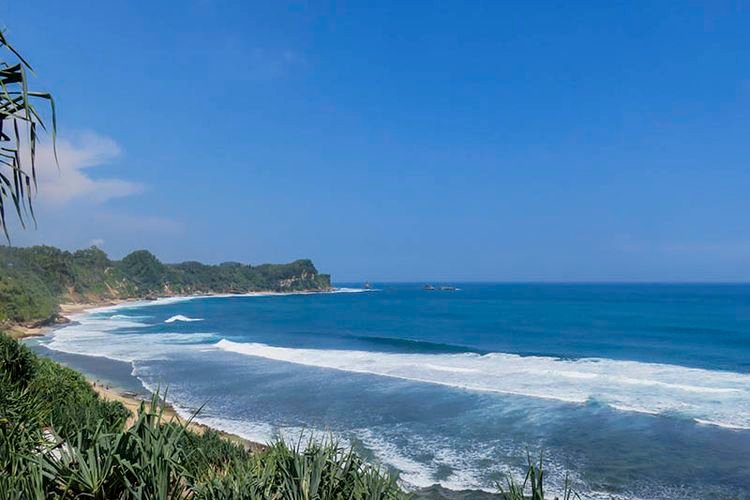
<box><xmin>29</xmin><ymin>284</ymin><xmax>750</xmax><ymax>498</ymax></box>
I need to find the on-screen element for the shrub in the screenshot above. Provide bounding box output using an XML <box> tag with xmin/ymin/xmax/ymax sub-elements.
<box><xmin>498</xmin><ymin>452</ymin><xmax>579</xmax><ymax>500</ymax></box>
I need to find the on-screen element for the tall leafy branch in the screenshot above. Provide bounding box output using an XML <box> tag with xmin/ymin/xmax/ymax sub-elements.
<box><xmin>0</xmin><ymin>30</ymin><xmax>57</xmax><ymax>241</ymax></box>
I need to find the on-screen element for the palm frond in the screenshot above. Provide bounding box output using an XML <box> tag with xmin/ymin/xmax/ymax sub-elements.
<box><xmin>0</xmin><ymin>30</ymin><xmax>57</xmax><ymax>242</ymax></box>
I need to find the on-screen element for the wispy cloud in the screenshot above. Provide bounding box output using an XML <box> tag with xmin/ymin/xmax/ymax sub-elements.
<box><xmin>34</xmin><ymin>131</ymin><xmax>144</xmax><ymax>205</ymax></box>
<box><xmin>8</xmin><ymin>128</ymin><xmax>185</xmax><ymax>252</ymax></box>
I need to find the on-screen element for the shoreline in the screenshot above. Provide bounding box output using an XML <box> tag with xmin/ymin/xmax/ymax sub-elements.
<box><xmin>88</xmin><ymin>376</ymin><xmax>266</xmax><ymax>452</ymax></box>
<box><xmin>6</xmin><ymin>299</ymin><xmax>144</xmax><ymax>339</ymax></box>
<box><xmin>15</xmin><ymin>291</ymin><xmax>339</xmax><ymax>452</ymax></box>
<box><xmin>9</xmin><ymin>287</ymin><xmax>339</xmax><ymax>340</ymax></box>
<box><xmin>16</xmin><ymin>290</ymin><xmax>503</xmax><ymax>498</ymax></box>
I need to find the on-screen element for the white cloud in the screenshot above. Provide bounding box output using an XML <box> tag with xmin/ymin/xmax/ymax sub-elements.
<box><xmin>33</xmin><ymin>131</ymin><xmax>144</xmax><ymax>205</ymax></box>
<box><xmin>4</xmin><ymin>128</ymin><xmax>185</xmax><ymax>252</ymax></box>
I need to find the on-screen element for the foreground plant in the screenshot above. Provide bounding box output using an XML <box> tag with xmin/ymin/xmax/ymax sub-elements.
<box><xmin>498</xmin><ymin>452</ymin><xmax>579</xmax><ymax>500</ymax></box>
<box><xmin>0</xmin><ymin>30</ymin><xmax>57</xmax><ymax>240</ymax></box>
<box><xmin>193</xmin><ymin>438</ymin><xmax>406</xmax><ymax>500</ymax></box>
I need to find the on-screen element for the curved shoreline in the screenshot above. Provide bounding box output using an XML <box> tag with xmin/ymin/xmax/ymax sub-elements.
<box><xmin>22</xmin><ymin>289</ymin><xmax>361</xmax><ymax>453</ymax></box>
<box><xmin>24</xmin><ymin>289</ymin><xmax>494</xmax><ymax>497</ymax></box>
<box><xmin>88</xmin><ymin>377</ymin><xmax>266</xmax><ymax>452</ymax></box>
<box><xmin>9</xmin><ymin>287</ymin><xmax>355</xmax><ymax>340</ymax></box>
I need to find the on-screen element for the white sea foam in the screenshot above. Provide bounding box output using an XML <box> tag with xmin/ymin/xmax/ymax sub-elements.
<box><xmin>110</xmin><ymin>314</ymin><xmax>151</xmax><ymax>320</ymax></box>
<box><xmin>355</xmin><ymin>428</ymin><xmax>438</xmax><ymax>488</ymax></box>
<box><xmin>216</xmin><ymin>339</ymin><xmax>750</xmax><ymax>430</ymax></box>
<box><xmin>164</xmin><ymin>399</ymin><xmax>353</xmax><ymax>451</ymax></box>
<box><xmin>48</xmin><ymin>330</ymin><xmax>218</xmax><ymax>363</ymax></box>
<box><xmin>46</xmin><ymin>311</ymin><xmax>216</xmax><ymax>362</ymax></box>
<box><xmin>164</xmin><ymin>315</ymin><xmax>203</xmax><ymax>323</ymax></box>
<box><xmin>46</xmin><ymin>290</ymin><xmax>340</xmax><ymax>361</ymax></box>
<box><xmin>190</xmin><ymin>416</ymin><xmax>277</xmax><ymax>443</ymax></box>
<box><xmin>693</xmin><ymin>418</ymin><xmax>750</xmax><ymax>430</ymax></box>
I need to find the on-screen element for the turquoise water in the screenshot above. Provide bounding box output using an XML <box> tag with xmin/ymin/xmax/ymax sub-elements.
<box><xmin>31</xmin><ymin>284</ymin><xmax>750</xmax><ymax>498</ymax></box>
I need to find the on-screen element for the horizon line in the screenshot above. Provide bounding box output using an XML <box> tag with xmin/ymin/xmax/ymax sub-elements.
<box><xmin>333</xmin><ymin>280</ymin><xmax>750</xmax><ymax>285</ymax></box>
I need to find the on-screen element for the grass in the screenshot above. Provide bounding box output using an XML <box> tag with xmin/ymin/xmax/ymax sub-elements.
<box><xmin>498</xmin><ymin>453</ymin><xmax>579</xmax><ymax>500</ymax></box>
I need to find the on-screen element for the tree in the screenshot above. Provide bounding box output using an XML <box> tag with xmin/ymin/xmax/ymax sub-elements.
<box><xmin>0</xmin><ymin>30</ymin><xmax>56</xmax><ymax>241</ymax></box>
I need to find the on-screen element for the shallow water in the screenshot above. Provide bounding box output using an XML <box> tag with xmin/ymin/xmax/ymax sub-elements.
<box><xmin>28</xmin><ymin>284</ymin><xmax>750</xmax><ymax>498</ymax></box>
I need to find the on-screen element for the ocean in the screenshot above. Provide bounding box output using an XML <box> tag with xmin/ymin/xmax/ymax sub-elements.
<box><xmin>26</xmin><ymin>284</ymin><xmax>750</xmax><ymax>498</ymax></box>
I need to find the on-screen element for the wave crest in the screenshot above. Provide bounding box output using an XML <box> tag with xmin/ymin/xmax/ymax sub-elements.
<box><xmin>215</xmin><ymin>339</ymin><xmax>750</xmax><ymax>430</ymax></box>
<box><xmin>165</xmin><ymin>315</ymin><xmax>204</xmax><ymax>323</ymax></box>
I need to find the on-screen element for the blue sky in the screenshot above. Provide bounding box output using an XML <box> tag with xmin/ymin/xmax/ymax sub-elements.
<box><xmin>3</xmin><ymin>1</ymin><xmax>750</xmax><ymax>281</ymax></box>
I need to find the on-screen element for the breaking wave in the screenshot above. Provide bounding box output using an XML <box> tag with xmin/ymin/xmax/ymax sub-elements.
<box><xmin>46</xmin><ymin>312</ymin><xmax>217</xmax><ymax>363</ymax></box>
<box><xmin>165</xmin><ymin>315</ymin><xmax>204</xmax><ymax>323</ymax></box>
<box><xmin>215</xmin><ymin>339</ymin><xmax>750</xmax><ymax>430</ymax></box>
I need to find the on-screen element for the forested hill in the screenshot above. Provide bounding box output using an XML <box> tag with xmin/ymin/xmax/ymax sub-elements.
<box><xmin>0</xmin><ymin>245</ymin><xmax>331</xmax><ymax>324</ymax></box>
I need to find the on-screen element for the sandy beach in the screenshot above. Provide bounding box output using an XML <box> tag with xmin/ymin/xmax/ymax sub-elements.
<box><xmin>59</xmin><ymin>301</ymin><xmax>117</xmax><ymax>315</ymax></box>
<box><xmin>6</xmin><ymin>300</ymin><xmax>131</xmax><ymax>339</ymax></box>
<box><xmin>89</xmin><ymin>380</ymin><xmax>265</xmax><ymax>452</ymax></box>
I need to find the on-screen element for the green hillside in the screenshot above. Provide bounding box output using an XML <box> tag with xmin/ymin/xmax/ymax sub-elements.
<box><xmin>0</xmin><ymin>245</ymin><xmax>331</xmax><ymax>324</ymax></box>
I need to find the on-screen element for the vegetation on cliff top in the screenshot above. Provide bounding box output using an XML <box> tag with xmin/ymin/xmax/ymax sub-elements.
<box><xmin>0</xmin><ymin>245</ymin><xmax>331</xmax><ymax>323</ymax></box>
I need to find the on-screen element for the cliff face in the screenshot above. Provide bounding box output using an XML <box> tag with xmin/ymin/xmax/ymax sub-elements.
<box><xmin>0</xmin><ymin>245</ymin><xmax>332</xmax><ymax>324</ymax></box>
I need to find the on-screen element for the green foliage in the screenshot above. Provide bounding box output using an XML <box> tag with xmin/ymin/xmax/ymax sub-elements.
<box><xmin>119</xmin><ymin>249</ymin><xmax>168</xmax><ymax>293</ymax></box>
<box><xmin>498</xmin><ymin>453</ymin><xmax>579</xmax><ymax>500</ymax></box>
<box><xmin>179</xmin><ymin>428</ymin><xmax>251</xmax><ymax>480</ymax></box>
<box><xmin>0</xmin><ymin>245</ymin><xmax>80</xmax><ymax>322</ymax></box>
<box><xmin>0</xmin><ymin>31</ymin><xmax>57</xmax><ymax>241</ymax></box>
<box><xmin>0</xmin><ymin>244</ymin><xmax>332</xmax><ymax>323</ymax></box>
<box><xmin>0</xmin><ymin>247</ymin><xmax>58</xmax><ymax>322</ymax></box>
<box><xmin>0</xmin><ymin>329</ymin><xmax>36</xmax><ymax>384</ymax></box>
<box><xmin>193</xmin><ymin>439</ymin><xmax>406</xmax><ymax>500</ymax></box>
<box><xmin>31</xmin><ymin>356</ymin><xmax>129</xmax><ymax>439</ymax></box>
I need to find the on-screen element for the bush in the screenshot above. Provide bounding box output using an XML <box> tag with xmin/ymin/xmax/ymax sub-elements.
<box><xmin>31</xmin><ymin>357</ymin><xmax>129</xmax><ymax>439</ymax></box>
<box><xmin>0</xmin><ymin>331</ymin><xmax>38</xmax><ymax>386</ymax></box>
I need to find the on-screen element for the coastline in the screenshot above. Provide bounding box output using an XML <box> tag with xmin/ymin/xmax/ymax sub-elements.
<box><xmin>15</xmin><ymin>290</ymin><xmax>343</xmax><ymax>451</ymax></box>
<box><xmin>14</xmin><ymin>290</ymin><xmax>503</xmax><ymax>498</ymax></box>
<box><xmin>9</xmin><ymin>288</ymin><xmax>337</xmax><ymax>340</ymax></box>
<box><xmin>16</xmin><ymin>294</ymin><xmax>296</xmax><ymax>452</ymax></box>
<box><xmin>6</xmin><ymin>299</ymin><xmax>142</xmax><ymax>339</ymax></box>
<box><xmin>89</xmin><ymin>377</ymin><xmax>266</xmax><ymax>452</ymax></box>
